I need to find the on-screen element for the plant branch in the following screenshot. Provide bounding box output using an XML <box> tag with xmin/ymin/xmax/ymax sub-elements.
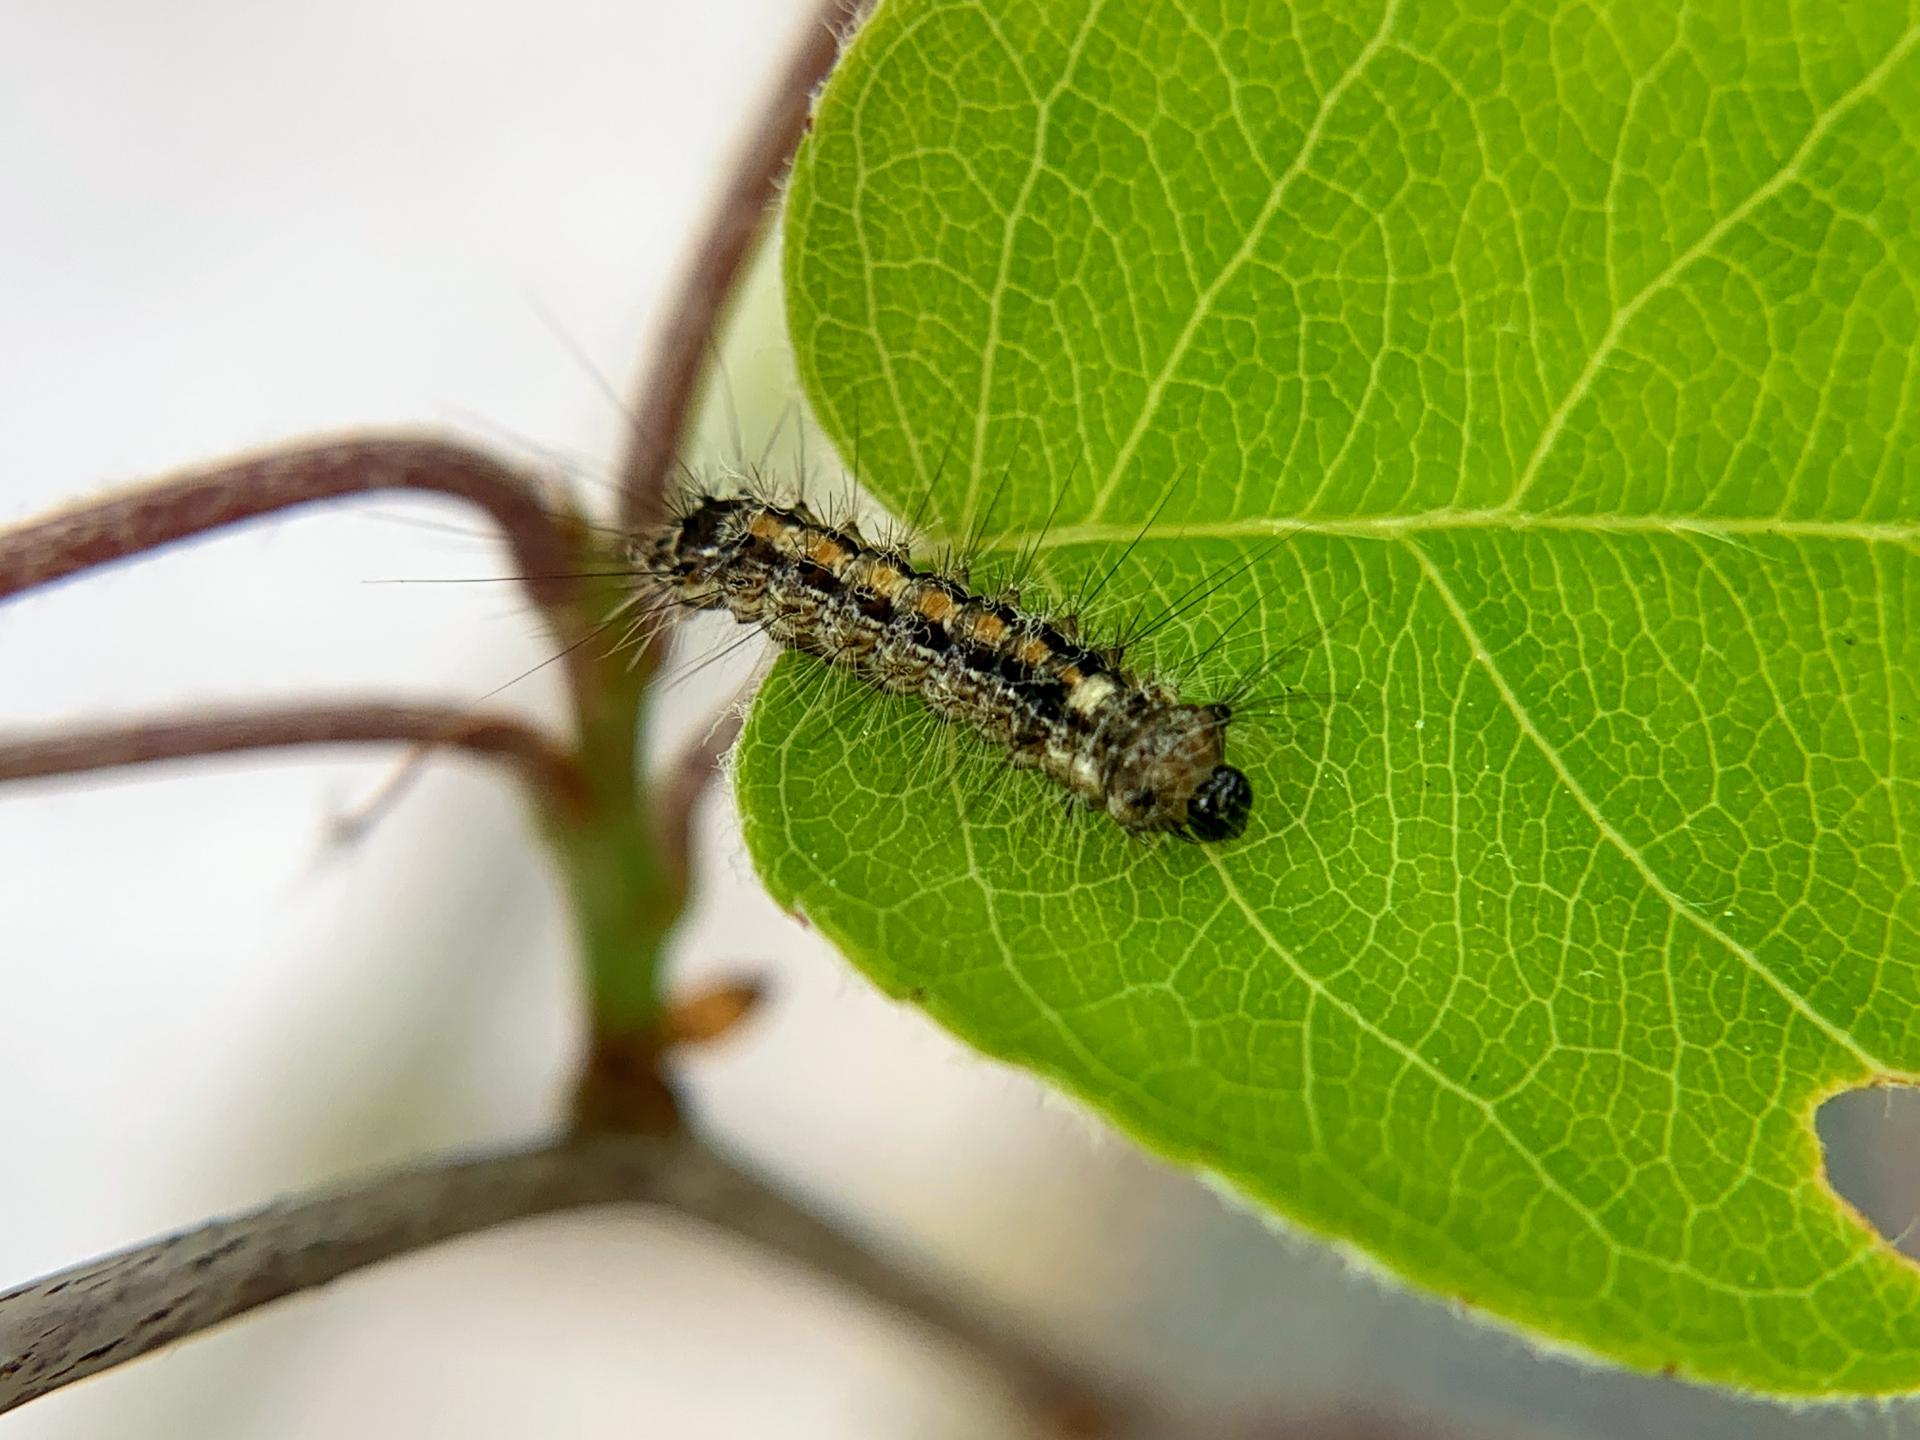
<box><xmin>0</xmin><ymin>1132</ymin><xmax>1117</xmax><ymax>1434</ymax></box>
<box><xmin>615</xmin><ymin>0</ymin><xmax>856</xmax><ymax>533</ymax></box>
<box><xmin>0</xmin><ymin>702</ymin><xmax>592</xmax><ymax>817</ymax></box>
<box><xmin>0</xmin><ymin>435</ymin><xmax>595</xmax><ymax>704</ymax></box>
<box><xmin>652</xmin><ymin>707</ymin><xmax>746</xmax><ymax>895</ymax></box>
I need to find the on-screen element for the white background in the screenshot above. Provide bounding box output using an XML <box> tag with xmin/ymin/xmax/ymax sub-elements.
<box><xmin>1</xmin><ymin>3</ymin><xmax>1913</xmax><ymax>1437</ymax></box>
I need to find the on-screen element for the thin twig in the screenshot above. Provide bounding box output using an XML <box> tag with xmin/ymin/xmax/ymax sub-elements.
<box><xmin>652</xmin><ymin>706</ymin><xmax>746</xmax><ymax>894</ymax></box>
<box><xmin>0</xmin><ymin>1132</ymin><xmax>1118</xmax><ymax>1434</ymax></box>
<box><xmin>615</xmin><ymin>0</ymin><xmax>858</xmax><ymax>532</ymax></box>
<box><xmin>0</xmin><ymin>435</ymin><xmax>594</xmax><ymax>705</ymax></box>
<box><xmin>0</xmin><ymin>702</ymin><xmax>592</xmax><ymax>817</ymax></box>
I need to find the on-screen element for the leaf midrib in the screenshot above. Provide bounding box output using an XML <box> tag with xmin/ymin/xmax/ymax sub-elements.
<box><xmin>973</xmin><ymin>512</ymin><xmax>1920</xmax><ymax>552</ymax></box>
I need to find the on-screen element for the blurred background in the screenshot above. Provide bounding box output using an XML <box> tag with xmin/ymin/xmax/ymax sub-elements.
<box><xmin>2</xmin><ymin>3</ymin><xmax>1916</xmax><ymax>1437</ymax></box>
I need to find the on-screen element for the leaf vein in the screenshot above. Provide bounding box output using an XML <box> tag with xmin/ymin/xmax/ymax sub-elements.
<box><xmin>1403</xmin><ymin>536</ymin><xmax>1890</xmax><ymax>1075</ymax></box>
<box><xmin>1085</xmin><ymin>0</ymin><xmax>1403</xmax><ymax>522</ymax></box>
<box><xmin>1500</xmin><ymin>23</ymin><xmax>1920</xmax><ymax>513</ymax></box>
<box><xmin>965</xmin><ymin>0</ymin><xmax>1110</xmax><ymax>519</ymax></box>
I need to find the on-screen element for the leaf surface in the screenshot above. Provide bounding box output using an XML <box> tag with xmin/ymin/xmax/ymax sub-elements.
<box><xmin>748</xmin><ymin>0</ymin><xmax>1920</xmax><ymax>1391</ymax></box>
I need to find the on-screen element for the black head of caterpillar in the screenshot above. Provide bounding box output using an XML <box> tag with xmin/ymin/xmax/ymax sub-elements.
<box><xmin>638</xmin><ymin>491</ymin><xmax>1255</xmax><ymax>843</ymax></box>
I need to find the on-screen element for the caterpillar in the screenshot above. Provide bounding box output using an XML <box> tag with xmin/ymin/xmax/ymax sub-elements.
<box><xmin>636</xmin><ymin>491</ymin><xmax>1255</xmax><ymax>842</ymax></box>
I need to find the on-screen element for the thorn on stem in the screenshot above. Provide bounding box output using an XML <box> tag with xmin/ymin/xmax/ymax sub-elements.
<box><xmin>662</xmin><ymin>977</ymin><xmax>766</xmax><ymax>1048</ymax></box>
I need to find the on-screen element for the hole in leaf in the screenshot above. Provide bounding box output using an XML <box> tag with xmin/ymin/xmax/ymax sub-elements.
<box><xmin>1816</xmin><ymin>1084</ymin><xmax>1920</xmax><ymax>1258</ymax></box>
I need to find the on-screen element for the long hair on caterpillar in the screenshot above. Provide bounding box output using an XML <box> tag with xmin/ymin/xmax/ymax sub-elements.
<box><xmin>356</xmin><ymin>305</ymin><xmax>1329</xmax><ymax>851</ymax></box>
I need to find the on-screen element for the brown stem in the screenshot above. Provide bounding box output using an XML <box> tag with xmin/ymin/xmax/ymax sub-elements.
<box><xmin>0</xmin><ymin>1133</ymin><xmax>1118</xmax><ymax>1435</ymax></box>
<box><xmin>615</xmin><ymin>0</ymin><xmax>857</xmax><ymax>533</ymax></box>
<box><xmin>0</xmin><ymin>702</ymin><xmax>592</xmax><ymax>817</ymax></box>
<box><xmin>0</xmin><ymin>435</ymin><xmax>594</xmax><ymax>703</ymax></box>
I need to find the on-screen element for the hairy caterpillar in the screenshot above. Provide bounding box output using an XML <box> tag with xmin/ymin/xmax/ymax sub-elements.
<box><xmin>637</xmin><ymin>491</ymin><xmax>1255</xmax><ymax>842</ymax></box>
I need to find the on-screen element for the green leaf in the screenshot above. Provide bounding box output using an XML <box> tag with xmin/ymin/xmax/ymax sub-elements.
<box><xmin>749</xmin><ymin>0</ymin><xmax>1920</xmax><ymax>1392</ymax></box>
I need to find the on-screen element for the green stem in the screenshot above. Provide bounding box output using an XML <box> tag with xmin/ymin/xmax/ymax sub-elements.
<box><xmin>552</xmin><ymin>657</ymin><xmax>676</xmax><ymax>1036</ymax></box>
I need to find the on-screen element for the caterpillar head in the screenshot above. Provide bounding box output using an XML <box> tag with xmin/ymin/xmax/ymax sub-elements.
<box><xmin>1105</xmin><ymin>701</ymin><xmax>1251</xmax><ymax>842</ymax></box>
